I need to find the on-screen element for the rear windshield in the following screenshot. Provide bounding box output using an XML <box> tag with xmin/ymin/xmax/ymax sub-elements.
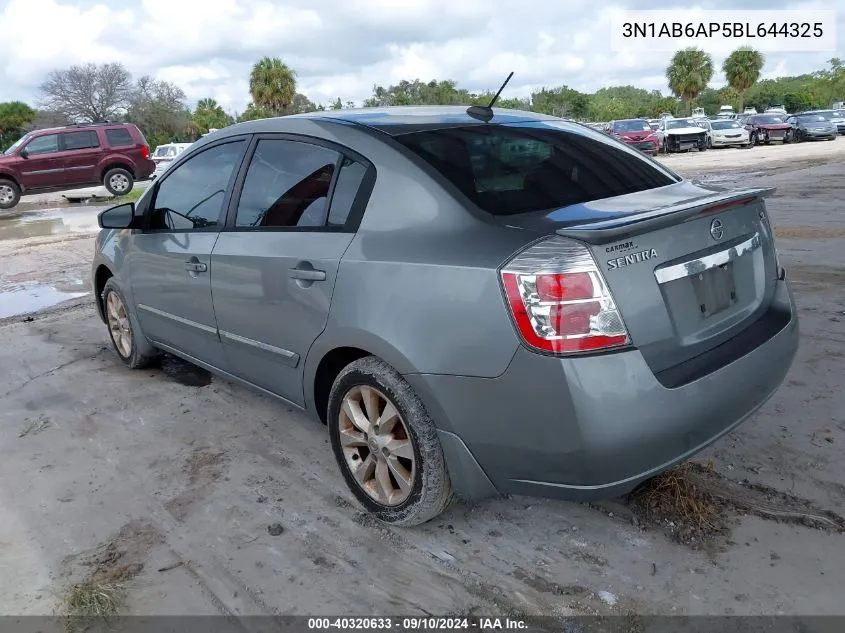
<box><xmin>393</xmin><ymin>123</ymin><xmax>678</xmax><ymax>216</ymax></box>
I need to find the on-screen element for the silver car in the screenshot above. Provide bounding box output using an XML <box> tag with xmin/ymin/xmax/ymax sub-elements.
<box><xmin>92</xmin><ymin>106</ymin><xmax>799</xmax><ymax>526</ymax></box>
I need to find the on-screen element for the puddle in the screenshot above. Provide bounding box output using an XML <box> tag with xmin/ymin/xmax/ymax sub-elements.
<box><xmin>160</xmin><ymin>354</ymin><xmax>212</xmax><ymax>387</ymax></box>
<box><xmin>0</xmin><ymin>281</ymin><xmax>90</xmax><ymax>319</ymax></box>
<box><xmin>0</xmin><ymin>206</ymin><xmax>107</xmax><ymax>241</ymax></box>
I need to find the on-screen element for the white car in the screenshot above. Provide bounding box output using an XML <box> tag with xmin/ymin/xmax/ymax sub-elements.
<box><xmin>743</xmin><ymin>107</ymin><xmax>757</xmax><ymax>115</ymax></box>
<box><xmin>691</xmin><ymin>118</ymin><xmax>714</xmax><ymax>147</ymax></box>
<box><xmin>150</xmin><ymin>143</ymin><xmax>193</xmax><ymax>179</ymax></box>
<box><xmin>656</xmin><ymin>117</ymin><xmax>708</xmax><ymax>152</ymax></box>
<box><xmin>718</xmin><ymin>105</ymin><xmax>735</xmax><ymax>116</ymax></box>
<box><xmin>709</xmin><ymin>119</ymin><xmax>752</xmax><ymax>148</ymax></box>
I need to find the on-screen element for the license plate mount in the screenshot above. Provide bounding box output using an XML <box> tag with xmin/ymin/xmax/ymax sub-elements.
<box><xmin>690</xmin><ymin>262</ymin><xmax>737</xmax><ymax>319</ymax></box>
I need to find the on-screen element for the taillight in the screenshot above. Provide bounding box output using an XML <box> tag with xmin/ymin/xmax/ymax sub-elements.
<box><xmin>500</xmin><ymin>236</ymin><xmax>630</xmax><ymax>354</ymax></box>
<box><xmin>141</xmin><ymin>145</ymin><xmax>150</xmax><ymax>159</ymax></box>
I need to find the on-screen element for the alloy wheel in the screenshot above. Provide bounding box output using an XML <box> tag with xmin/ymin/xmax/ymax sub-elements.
<box><xmin>109</xmin><ymin>173</ymin><xmax>130</xmax><ymax>193</ymax></box>
<box><xmin>106</xmin><ymin>291</ymin><xmax>132</xmax><ymax>358</ymax></box>
<box><xmin>338</xmin><ymin>385</ymin><xmax>416</xmax><ymax>506</ymax></box>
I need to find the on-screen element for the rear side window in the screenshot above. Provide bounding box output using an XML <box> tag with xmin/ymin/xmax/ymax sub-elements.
<box><xmin>62</xmin><ymin>131</ymin><xmax>99</xmax><ymax>150</ymax></box>
<box><xmin>327</xmin><ymin>158</ymin><xmax>367</xmax><ymax>227</ymax></box>
<box><xmin>394</xmin><ymin>124</ymin><xmax>678</xmax><ymax>216</ymax></box>
<box><xmin>106</xmin><ymin>128</ymin><xmax>134</xmax><ymax>146</ymax></box>
<box><xmin>235</xmin><ymin>139</ymin><xmax>340</xmax><ymax>228</ymax></box>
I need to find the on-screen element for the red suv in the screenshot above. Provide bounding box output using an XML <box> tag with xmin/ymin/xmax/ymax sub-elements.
<box><xmin>0</xmin><ymin>122</ymin><xmax>156</xmax><ymax>209</ymax></box>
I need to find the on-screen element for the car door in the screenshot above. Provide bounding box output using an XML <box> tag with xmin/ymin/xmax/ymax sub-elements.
<box><xmin>18</xmin><ymin>134</ymin><xmax>65</xmax><ymax>188</ymax></box>
<box><xmin>128</xmin><ymin>137</ymin><xmax>248</xmax><ymax>368</ymax></box>
<box><xmin>210</xmin><ymin>135</ymin><xmax>372</xmax><ymax>406</ymax></box>
<box><xmin>59</xmin><ymin>130</ymin><xmax>102</xmax><ymax>184</ymax></box>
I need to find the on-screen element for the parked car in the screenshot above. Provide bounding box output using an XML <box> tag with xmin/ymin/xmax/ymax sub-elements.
<box><xmin>607</xmin><ymin>118</ymin><xmax>660</xmax><ymax>155</ymax></box>
<box><xmin>691</xmin><ymin>118</ymin><xmax>714</xmax><ymax>147</ymax></box>
<box><xmin>647</xmin><ymin>119</ymin><xmax>661</xmax><ymax>130</ymax></box>
<box><xmin>710</xmin><ymin>119</ymin><xmax>752</xmax><ymax>148</ymax></box>
<box><xmin>785</xmin><ymin>113</ymin><xmax>838</xmax><ymax>141</ymax></box>
<box><xmin>151</xmin><ymin>142</ymin><xmax>193</xmax><ymax>179</ymax></box>
<box><xmin>742</xmin><ymin>114</ymin><xmax>794</xmax><ymax>144</ymax></box>
<box><xmin>691</xmin><ymin>107</ymin><xmax>706</xmax><ymax>118</ymax></box>
<box><xmin>765</xmin><ymin>105</ymin><xmax>787</xmax><ymax>115</ymax></box>
<box><xmin>657</xmin><ymin>117</ymin><xmax>708</xmax><ymax>152</ymax></box>
<box><xmin>799</xmin><ymin>110</ymin><xmax>845</xmax><ymax>135</ymax></box>
<box><xmin>91</xmin><ymin>106</ymin><xmax>798</xmax><ymax>525</ymax></box>
<box><xmin>0</xmin><ymin>122</ymin><xmax>154</xmax><ymax>210</ymax></box>
<box><xmin>718</xmin><ymin>105</ymin><xmax>735</xmax><ymax>116</ymax></box>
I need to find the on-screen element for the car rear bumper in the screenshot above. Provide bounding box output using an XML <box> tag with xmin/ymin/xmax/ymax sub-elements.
<box><xmin>405</xmin><ymin>277</ymin><xmax>798</xmax><ymax>502</ymax></box>
<box><xmin>138</xmin><ymin>159</ymin><xmax>157</xmax><ymax>179</ymax></box>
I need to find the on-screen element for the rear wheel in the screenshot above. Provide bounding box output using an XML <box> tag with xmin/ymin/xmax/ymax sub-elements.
<box><xmin>0</xmin><ymin>179</ymin><xmax>21</xmax><ymax>210</ymax></box>
<box><xmin>327</xmin><ymin>357</ymin><xmax>453</xmax><ymax>526</ymax></box>
<box><xmin>103</xmin><ymin>168</ymin><xmax>134</xmax><ymax>196</ymax></box>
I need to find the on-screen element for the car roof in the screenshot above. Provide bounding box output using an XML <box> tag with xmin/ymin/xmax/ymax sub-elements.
<box><xmin>217</xmin><ymin>106</ymin><xmax>562</xmax><ymax>137</ymax></box>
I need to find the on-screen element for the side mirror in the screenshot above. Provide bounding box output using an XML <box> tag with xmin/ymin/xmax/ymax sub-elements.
<box><xmin>19</xmin><ymin>148</ymin><xmax>29</xmax><ymax>159</ymax></box>
<box><xmin>98</xmin><ymin>202</ymin><xmax>135</xmax><ymax>229</ymax></box>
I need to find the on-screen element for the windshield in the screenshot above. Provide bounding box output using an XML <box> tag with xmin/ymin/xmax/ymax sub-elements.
<box><xmin>712</xmin><ymin>121</ymin><xmax>741</xmax><ymax>130</ymax></box>
<box><xmin>613</xmin><ymin>120</ymin><xmax>651</xmax><ymax>132</ymax></box>
<box><xmin>666</xmin><ymin>119</ymin><xmax>699</xmax><ymax>129</ymax></box>
<box><xmin>834</xmin><ymin>110</ymin><xmax>845</xmax><ymax>118</ymax></box>
<box><xmin>394</xmin><ymin>123</ymin><xmax>677</xmax><ymax>216</ymax></box>
<box><xmin>755</xmin><ymin>115</ymin><xmax>784</xmax><ymax>124</ymax></box>
<box><xmin>3</xmin><ymin>134</ymin><xmax>30</xmax><ymax>155</ymax></box>
<box><xmin>798</xmin><ymin>114</ymin><xmax>829</xmax><ymax>122</ymax></box>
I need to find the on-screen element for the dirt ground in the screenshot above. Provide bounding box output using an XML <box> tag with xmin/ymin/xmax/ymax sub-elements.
<box><xmin>1</xmin><ymin>137</ymin><xmax>843</xmax><ymax>619</ymax></box>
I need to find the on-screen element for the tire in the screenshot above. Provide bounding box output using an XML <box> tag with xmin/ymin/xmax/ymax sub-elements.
<box><xmin>103</xmin><ymin>168</ymin><xmax>134</xmax><ymax>197</ymax></box>
<box><xmin>327</xmin><ymin>356</ymin><xmax>453</xmax><ymax>526</ymax></box>
<box><xmin>101</xmin><ymin>278</ymin><xmax>158</xmax><ymax>369</ymax></box>
<box><xmin>794</xmin><ymin>130</ymin><xmax>803</xmax><ymax>143</ymax></box>
<box><xmin>706</xmin><ymin>137</ymin><xmax>712</xmax><ymax>149</ymax></box>
<box><xmin>0</xmin><ymin>178</ymin><xmax>21</xmax><ymax>210</ymax></box>
<box><xmin>751</xmin><ymin>132</ymin><xmax>759</xmax><ymax>146</ymax></box>
<box><xmin>783</xmin><ymin>131</ymin><xmax>792</xmax><ymax>144</ymax></box>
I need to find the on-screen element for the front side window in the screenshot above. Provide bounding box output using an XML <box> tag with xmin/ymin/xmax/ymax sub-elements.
<box><xmin>149</xmin><ymin>141</ymin><xmax>244</xmax><ymax>230</ymax></box>
<box><xmin>62</xmin><ymin>131</ymin><xmax>99</xmax><ymax>150</ymax></box>
<box><xmin>24</xmin><ymin>134</ymin><xmax>59</xmax><ymax>155</ymax></box>
<box><xmin>394</xmin><ymin>123</ymin><xmax>677</xmax><ymax>216</ymax></box>
<box><xmin>235</xmin><ymin>139</ymin><xmax>340</xmax><ymax>228</ymax></box>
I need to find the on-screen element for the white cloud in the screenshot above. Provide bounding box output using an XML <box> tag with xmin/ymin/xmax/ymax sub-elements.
<box><xmin>0</xmin><ymin>0</ymin><xmax>842</xmax><ymax>112</ymax></box>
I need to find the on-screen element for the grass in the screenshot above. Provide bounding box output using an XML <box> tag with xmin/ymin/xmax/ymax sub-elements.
<box><xmin>63</xmin><ymin>580</ymin><xmax>126</xmax><ymax>631</ymax></box>
<box><xmin>628</xmin><ymin>461</ymin><xmax>727</xmax><ymax>545</ymax></box>
<box><xmin>110</xmin><ymin>187</ymin><xmax>146</xmax><ymax>204</ymax></box>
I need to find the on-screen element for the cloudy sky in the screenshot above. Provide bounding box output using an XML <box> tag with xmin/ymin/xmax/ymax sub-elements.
<box><xmin>0</xmin><ymin>0</ymin><xmax>841</xmax><ymax>115</ymax></box>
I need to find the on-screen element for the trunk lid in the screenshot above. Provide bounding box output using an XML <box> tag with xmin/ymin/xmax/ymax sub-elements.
<box><xmin>501</xmin><ymin>181</ymin><xmax>779</xmax><ymax>374</ymax></box>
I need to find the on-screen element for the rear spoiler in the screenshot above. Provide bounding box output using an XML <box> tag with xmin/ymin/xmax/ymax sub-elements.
<box><xmin>556</xmin><ymin>187</ymin><xmax>776</xmax><ymax>245</ymax></box>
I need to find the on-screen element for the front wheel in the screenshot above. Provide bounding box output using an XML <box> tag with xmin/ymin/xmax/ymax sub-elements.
<box><xmin>793</xmin><ymin>130</ymin><xmax>803</xmax><ymax>143</ymax></box>
<box><xmin>751</xmin><ymin>132</ymin><xmax>759</xmax><ymax>146</ymax></box>
<box><xmin>101</xmin><ymin>278</ymin><xmax>158</xmax><ymax>369</ymax></box>
<box><xmin>328</xmin><ymin>357</ymin><xmax>453</xmax><ymax>526</ymax></box>
<box><xmin>0</xmin><ymin>178</ymin><xmax>21</xmax><ymax>210</ymax></box>
<box><xmin>104</xmin><ymin>168</ymin><xmax>134</xmax><ymax>197</ymax></box>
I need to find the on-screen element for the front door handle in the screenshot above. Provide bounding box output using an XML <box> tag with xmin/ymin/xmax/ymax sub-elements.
<box><xmin>185</xmin><ymin>261</ymin><xmax>208</xmax><ymax>273</ymax></box>
<box><xmin>288</xmin><ymin>268</ymin><xmax>326</xmax><ymax>281</ymax></box>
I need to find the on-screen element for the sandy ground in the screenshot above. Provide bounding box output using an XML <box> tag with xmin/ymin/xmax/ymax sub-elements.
<box><xmin>0</xmin><ymin>137</ymin><xmax>843</xmax><ymax>620</ymax></box>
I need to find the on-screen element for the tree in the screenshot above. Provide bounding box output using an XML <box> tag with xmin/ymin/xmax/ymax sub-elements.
<box><xmin>126</xmin><ymin>76</ymin><xmax>190</xmax><ymax>148</ymax></box>
<box><xmin>530</xmin><ymin>86</ymin><xmax>590</xmax><ymax>119</ymax></box>
<box><xmin>0</xmin><ymin>101</ymin><xmax>37</xmax><ymax>151</ymax></box>
<box><xmin>38</xmin><ymin>62</ymin><xmax>133</xmax><ymax>122</ymax></box>
<box><xmin>249</xmin><ymin>57</ymin><xmax>297</xmax><ymax>115</ymax></box>
<box><xmin>666</xmin><ymin>48</ymin><xmax>714</xmax><ymax>115</ymax></box>
<box><xmin>722</xmin><ymin>47</ymin><xmax>765</xmax><ymax>113</ymax></box>
<box><xmin>192</xmin><ymin>98</ymin><xmax>235</xmax><ymax>133</ymax></box>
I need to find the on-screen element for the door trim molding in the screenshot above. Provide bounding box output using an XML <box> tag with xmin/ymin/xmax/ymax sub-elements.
<box><xmin>137</xmin><ymin>303</ymin><xmax>218</xmax><ymax>335</ymax></box>
<box><xmin>219</xmin><ymin>329</ymin><xmax>300</xmax><ymax>368</ymax></box>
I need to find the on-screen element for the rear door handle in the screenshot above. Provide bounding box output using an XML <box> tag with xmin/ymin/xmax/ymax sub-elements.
<box><xmin>185</xmin><ymin>261</ymin><xmax>207</xmax><ymax>272</ymax></box>
<box><xmin>288</xmin><ymin>268</ymin><xmax>326</xmax><ymax>281</ymax></box>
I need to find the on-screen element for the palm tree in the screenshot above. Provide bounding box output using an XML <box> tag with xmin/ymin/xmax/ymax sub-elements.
<box><xmin>722</xmin><ymin>47</ymin><xmax>765</xmax><ymax>113</ymax></box>
<box><xmin>666</xmin><ymin>48</ymin><xmax>714</xmax><ymax>116</ymax></box>
<box><xmin>249</xmin><ymin>57</ymin><xmax>297</xmax><ymax>116</ymax></box>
